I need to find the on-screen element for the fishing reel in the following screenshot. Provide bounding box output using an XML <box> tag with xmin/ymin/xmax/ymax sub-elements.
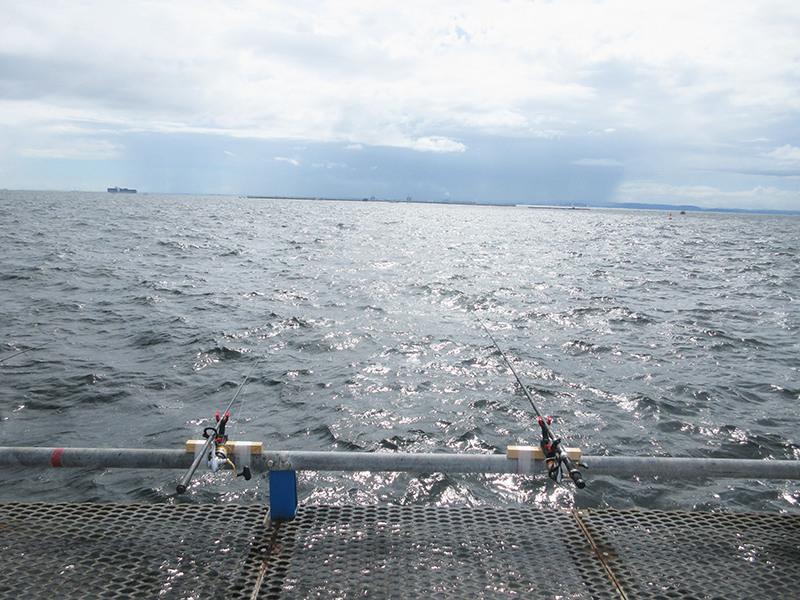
<box><xmin>202</xmin><ymin>415</ymin><xmax>252</xmax><ymax>480</ymax></box>
<box><xmin>539</xmin><ymin>416</ymin><xmax>587</xmax><ymax>489</ymax></box>
<box><xmin>206</xmin><ymin>442</ymin><xmax>252</xmax><ymax>481</ymax></box>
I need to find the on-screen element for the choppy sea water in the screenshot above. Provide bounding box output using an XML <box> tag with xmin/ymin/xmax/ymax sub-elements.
<box><xmin>1</xmin><ymin>190</ymin><xmax>798</xmax><ymax>513</ymax></box>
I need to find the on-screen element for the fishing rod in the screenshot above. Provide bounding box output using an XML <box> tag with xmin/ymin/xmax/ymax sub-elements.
<box><xmin>176</xmin><ymin>356</ymin><xmax>262</xmax><ymax>494</ymax></box>
<box><xmin>479</xmin><ymin>320</ymin><xmax>586</xmax><ymax>489</ymax></box>
<box><xmin>0</xmin><ymin>342</ymin><xmax>49</xmax><ymax>364</ymax></box>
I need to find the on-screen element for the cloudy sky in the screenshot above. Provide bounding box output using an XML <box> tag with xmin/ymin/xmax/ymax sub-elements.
<box><xmin>2</xmin><ymin>0</ymin><xmax>800</xmax><ymax>209</ymax></box>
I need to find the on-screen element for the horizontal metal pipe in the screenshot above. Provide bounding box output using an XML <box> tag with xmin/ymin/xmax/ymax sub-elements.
<box><xmin>0</xmin><ymin>447</ymin><xmax>521</xmax><ymax>474</ymax></box>
<box><xmin>0</xmin><ymin>447</ymin><xmax>193</xmax><ymax>470</ymax></box>
<box><xmin>256</xmin><ymin>452</ymin><xmax>800</xmax><ymax>479</ymax></box>
<box><xmin>582</xmin><ymin>456</ymin><xmax>800</xmax><ymax>480</ymax></box>
<box><xmin>1</xmin><ymin>447</ymin><xmax>799</xmax><ymax>480</ymax></box>
<box><xmin>257</xmin><ymin>450</ymin><xmax>519</xmax><ymax>474</ymax></box>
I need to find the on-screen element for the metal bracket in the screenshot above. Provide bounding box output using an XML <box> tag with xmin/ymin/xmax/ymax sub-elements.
<box><xmin>507</xmin><ymin>445</ymin><xmax>582</xmax><ymax>474</ymax></box>
<box><xmin>269</xmin><ymin>470</ymin><xmax>298</xmax><ymax>520</ymax></box>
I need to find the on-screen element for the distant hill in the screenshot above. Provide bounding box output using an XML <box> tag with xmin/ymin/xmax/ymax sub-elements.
<box><xmin>524</xmin><ymin>200</ymin><xmax>800</xmax><ymax>216</ymax></box>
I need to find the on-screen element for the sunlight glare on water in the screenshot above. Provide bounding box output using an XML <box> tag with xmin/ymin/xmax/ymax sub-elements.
<box><xmin>0</xmin><ymin>191</ymin><xmax>799</xmax><ymax>512</ymax></box>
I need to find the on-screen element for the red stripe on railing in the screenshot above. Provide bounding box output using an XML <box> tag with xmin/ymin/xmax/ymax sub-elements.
<box><xmin>51</xmin><ymin>448</ymin><xmax>65</xmax><ymax>468</ymax></box>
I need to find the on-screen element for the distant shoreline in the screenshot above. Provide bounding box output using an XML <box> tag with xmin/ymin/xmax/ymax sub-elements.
<box><xmin>245</xmin><ymin>195</ymin><xmax>799</xmax><ymax>215</ymax></box>
<box><xmin>1</xmin><ymin>190</ymin><xmax>795</xmax><ymax>215</ymax></box>
<box><xmin>246</xmin><ymin>195</ymin><xmax>500</xmax><ymax>207</ymax></box>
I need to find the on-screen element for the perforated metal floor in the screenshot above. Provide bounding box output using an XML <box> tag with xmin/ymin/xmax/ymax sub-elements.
<box><xmin>0</xmin><ymin>503</ymin><xmax>270</xmax><ymax>600</ymax></box>
<box><xmin>1</xmin><ymin>503</ymin><xmax>799</xmax><ymax>600</ymax></box>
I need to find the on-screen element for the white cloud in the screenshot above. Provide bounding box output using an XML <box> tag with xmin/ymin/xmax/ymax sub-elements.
<box><xmin>274</xmin><ymin>156</ymin><xmax>299</xmax><ymax>165</ymax></box>
<box><xmin>405</xmin><ymin>137</ymin><xmax>467</xmax><ymax>153</ymax></box>
<box><xmin>616</xmin><ymin>180</ymin><xmax>800</xmax><ymax>211</ymax></box>
<box><xmin>18</xmin><ymin>138</ymin><xmax>122</xmax><ymax>160</ymax></box>
<box><xmin>4</xmin><ymin>0</ymin><xmax>799</xmax><ymax>152</ymax></box>
<box><xmin>762</xmin><ymin>145</ymin><xmax>800</xmax><ymax>164</ymax></box>
<box><xmin>572</xmin><ymin>158</ymin><xmax>624</xmax><ymax>167</ymax></box>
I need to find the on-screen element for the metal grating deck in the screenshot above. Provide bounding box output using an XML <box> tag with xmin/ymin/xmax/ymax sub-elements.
<box><xmin>0</xmin><ymin>502</ymin><xmax>270</xmax><ymax>600</ymax></box>
<box><xmin>1</xmin><ymin>503</ymin><xmax>799</xmax><ymax>599</ymax></box>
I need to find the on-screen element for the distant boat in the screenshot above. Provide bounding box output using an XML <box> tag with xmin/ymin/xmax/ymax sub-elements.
<box><xmin>108</xmin><ymin>187</ymin><xmax>137</xmax><ymax>193</ymax></box>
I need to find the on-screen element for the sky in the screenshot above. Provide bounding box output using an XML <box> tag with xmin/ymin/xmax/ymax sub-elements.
<box><xmin>1</xmin><ymin>0</ymin><xmax>800</xmax><ymax>210</ymax></box>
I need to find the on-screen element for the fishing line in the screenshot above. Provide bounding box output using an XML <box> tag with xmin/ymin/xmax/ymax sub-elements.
<box><xmin>221</xmin><ymin>356</ymin><xmax>262</xmax><ymax>419</ymax></box>
<box><xmin>230</xmin><ymin>358</ymin><xmax>258</xmax><ymax>442</ymax></box>
<box><xmin>478</xmin><ymin>319</ymin><xmax>548</xmax><ymax>428</ymax></box>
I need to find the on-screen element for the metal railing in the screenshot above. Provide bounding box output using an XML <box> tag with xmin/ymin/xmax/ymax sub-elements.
<box><xmin>1</xmin><ymin>445</ymin><xmax>799</xmax><ymax>480</ymax></box>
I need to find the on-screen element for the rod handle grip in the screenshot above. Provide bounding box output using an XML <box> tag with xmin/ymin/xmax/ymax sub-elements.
<box><xmin>570</xmin><ymin>469</ymin><xmax>586</xmax><ymax>489</ymax></box>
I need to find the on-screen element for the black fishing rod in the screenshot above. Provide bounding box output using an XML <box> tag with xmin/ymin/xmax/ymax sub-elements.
<box><xmin>479</xmin><ymin>320</ymin><xmax>586</xmax><ymax>488</ymax></box>
<box><xmin>176</xmin><ymin>356</ymin><xmax>262</xmax><ymax>494</ymax></box>
<box><xmin>0</xmin><ymin>342</ymin><xmax>49</xmax><ymax>364</ymax></box>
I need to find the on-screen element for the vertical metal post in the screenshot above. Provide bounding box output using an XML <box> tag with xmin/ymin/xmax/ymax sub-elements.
<box><xmin>269</xmin><ymin>470</ymin><xmax>298</xmax><ymax>520</ymax></box>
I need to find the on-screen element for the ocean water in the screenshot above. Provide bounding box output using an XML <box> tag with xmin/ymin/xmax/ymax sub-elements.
<box><xmin>1</xmin><ymin>190</ymin><xmax>798</xmax><ymax>513</ymax></box>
